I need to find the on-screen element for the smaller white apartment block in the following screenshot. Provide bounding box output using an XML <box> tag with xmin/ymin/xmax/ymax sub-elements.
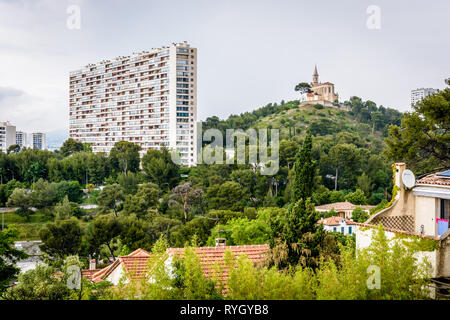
<box><xmin>16</xmin><ymin>131</ymin><xmax>27</xmax><ymax>149</ymax></box>
<box><xmin>69</xmin><ymin>42</ymin><xmax>197</xmax><ymax>165</ymax></box>
<box><xmin>31</xmin><ymin>132</ymin><xmax>46</xmax><ymax>150</ymax></box>
<box><xmin>411</xmin><ymin>88</ymin><xmax>437</xmax><ymax>106</ymax></box>
<box><xmin>0</xmin><ymin>121</ymin><xmax>16</xmax><ymax>153</ymax></box>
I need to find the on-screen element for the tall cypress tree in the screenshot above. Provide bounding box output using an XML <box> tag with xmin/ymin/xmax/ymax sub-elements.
<box><xmin>291</xmin><ymin>131</ymin><xmax>316</xmax><ymax>203</ymax></box>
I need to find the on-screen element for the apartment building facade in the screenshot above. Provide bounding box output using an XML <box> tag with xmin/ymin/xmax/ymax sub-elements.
<box><xmin>69</xmin><ymin>42</ymin><xmax>197</xmax><ymax>165</ymax></box>
<box><xmin>15</xmin><ymin>131</ymin><xmax>27</xmax><ymax>149</ymax></box>
<box><xmin>411</xmin><ymin>87</ymin><xmax>437</xmax><ymax>106</ymax></box>
<box><xmin>31</xmin><ymin>132</ymin><xmax>46</xmax><ymax>150</ymax></box>
<box><xmin>0</xmin><ymin>121</ymin><xmax>16</xmax><ymax>153</ymax></box>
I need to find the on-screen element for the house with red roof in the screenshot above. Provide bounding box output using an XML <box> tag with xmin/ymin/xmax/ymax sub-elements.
<box><xmin>317</xmin><ymin>216</ymin><xmax>357</xmax><ymax>235</ymax></box>
<box><xmin>82</xmin><ymin>240</ymin><xmax>269</xmax><ymax>286</ymax></box>
<box><xmin>315</xmin><ymin>201</ymin><xmax>375</xmax><ymax>219</ymax></box>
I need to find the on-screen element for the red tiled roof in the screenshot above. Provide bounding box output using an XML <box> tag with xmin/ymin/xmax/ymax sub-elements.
<box><xmin>84</xmin><ymin>244</ymin><xmax>270</xmax><ymax>286</ymax></box>
<box><xmin>416</xmin><ymin>172</ymin><xmax>450</xmax><ymax>186</ymax></box>
<box><xmin>81</xmin><ymin>269</ymin><xmax>101</xmax><ymax>281</ymax></box>
<box><xmin>167</xmin><ymin>244</ymin><xmax>270</xmax><ymax>288</ymax></box>
<box><xmin>127</xmin><ymin>248</ymin><xmax>151</xmax><ymax>257</ymax></box>
<box><xmin>317</xmin><ymin>216</ymin><xmax>356</xmax><ymax>226</ymax></box>
<box><xmin>87</xmin><ymin>249</ymin><xmax>152</xmax><ymax>283</ymax></box>
<box><xmin>119</xmin><ymin>256</ymin><xmax>152</xmax><ymax>280</ymax></box>
<box><xmin>315</xmin><ymin>201</ymin><xmax>374</xmax><ymax>211</ymax></box>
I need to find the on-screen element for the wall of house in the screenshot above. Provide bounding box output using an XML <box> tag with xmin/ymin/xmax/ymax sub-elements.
<box><xmin>356</xmin><ymin>228</ymin><xmax>438</xmax><ymax>278</ymax></box>
<box><xmin>415</xmin><ymin>196</ymin><xmax>439</xmax><ymax>237</ymax></box>
<box><xmin>438</xmin><ymin>234</ymin><xmax>450</xmax><ymax>277</ymax></box>
<box><xmin>324</xmin><ymin>224</ymin><xmax>356</xmax><ymax>235</ymax></box>
<box><xmin>105</xmin><ymin>264</ymin><xmax>126</xmax><ymax>285</ymax></box>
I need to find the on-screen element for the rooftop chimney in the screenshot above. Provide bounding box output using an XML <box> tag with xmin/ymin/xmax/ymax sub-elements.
<box><xmin>89</xmin><ymin>259</ymin><xmax>96</xmax><ymax>270</ymax></box>
<box><xmin>215</xmin><ymin>238</ymin><xmax>227</xmax><ymax>247</ymax></box>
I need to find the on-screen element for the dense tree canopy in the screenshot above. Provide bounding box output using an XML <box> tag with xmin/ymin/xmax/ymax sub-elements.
<box><xmin>385</xmin><ymin>87</ymin><xmax>450</xmax><ymax>173</ymax></box>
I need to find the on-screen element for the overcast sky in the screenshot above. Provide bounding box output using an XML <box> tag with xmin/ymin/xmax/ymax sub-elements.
<box><xmin>0</xmin><ymin>0</ymin><xmax>448</xmax><ymax>133</ymax></box>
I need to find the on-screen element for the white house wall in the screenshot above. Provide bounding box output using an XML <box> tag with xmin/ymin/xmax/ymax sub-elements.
<box><xmin>356</xmin><ymin>228</ymin><xmax>438</xmax><ymax>277</ymax></box>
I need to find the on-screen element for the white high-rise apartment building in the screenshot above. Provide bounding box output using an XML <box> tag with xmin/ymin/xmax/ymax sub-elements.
<box><xmin>0</xmin><ymin>121</ymin><xmax>16</xmax><ymax>153</ymax></box>
<box><xmin>411</xmin><ymin>88</ymin><xmax>437</xmax><ymax>106</ymax></box>
<box><xmin>69</xmin><ymin>42</ymin><xmax>197</xmax><ymax>165</ymax></box>
<box><xmin>16</xmin><ymin>131</ymin><xmax>27</xmax><ymax>149</ymax></box>
<box><xmin>31</xmin><ymin>132</ymin><xmax>46</xmax><ymax>150</ymax></box>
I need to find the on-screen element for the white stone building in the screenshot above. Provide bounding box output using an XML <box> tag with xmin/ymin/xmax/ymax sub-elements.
<box><xmin>15</xmin><ymin>131</ymin><xmax>27</xmax><ymax>149</ymax></box>
<box><xmin>0</xmin><ymin>121</ymin><xmax>16</xmax><ymax>153</ymax></box>
<box><xmin>317</xmin><ymin>216</ymin><xmax>357</xmax><ymax>235</ymax></box>
<box><xmin>30</xmin><ymin>132</ymin><xmax>46</xmax><ymax>150</ymax></box>
<box><xmin>411</xmin><ymin>88</ymin><xmax>437</xmax><ymax>106</ymax></box>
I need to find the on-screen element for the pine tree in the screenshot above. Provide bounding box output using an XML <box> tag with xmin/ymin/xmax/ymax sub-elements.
<box><xmin>291</xmin><ymin>131</ymin><xmax>316</xmax><ymax>203</ymax></box>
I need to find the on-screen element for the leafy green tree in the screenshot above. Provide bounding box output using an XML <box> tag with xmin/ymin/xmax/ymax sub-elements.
<box><xmin>142</xmin><ymin>148</ymin><xmax>180</xmax><ymax>189</ymax></box>
<box><xmin>87</xmin><ymin>152</ymin><xmax>109</xmax><ymax>185</ymax></box>
<box><xmin>109</xmin><ymin>141</ymin><xmax>141</xmax><ymax>175</ymax></box>
<box><xmin>26</xmin><ymin>161</ymin><xmax>46</xmax><ymax>183</ymax></box>
<box><xmin>356</xmin><ymin>173</ymin><xmax>373</xmax><ymax>197</ymax></box>
<box><xmin>54</xmin><ymin>196</ymin><xmax>84</xmax><ymax>220</ymax></box>
<box><xmin>3</xmin><ymin>264</ymin><xmax>71</xmax><ymax>300</ymax></box>
<box><xmin>171</xmin><ymin>217</ymin><xmax>215</xmax><ymax>247</ymax></box>
<box><xmin>60</xmin><ymin>138</ymin><xmax>84</xmax><ymax>157</ymax></box>
<box><xmin>7</xmin><ymin>144</ymin><xmax>21</xmax><ymax>154</ymax></box>
<box><xmin>117</xmin><ymin>171</ymin><xmax>140</xmax><ymax>194</ymax></box>
<box><xmin>345</xmin><ymin>189</ymin><xmax>367</xmax><ymax>205</ymax></box>
<box><xmin>171</xmin><ymin>247</ymin><xmax>222</xmax><ymax>300</ymax></box>
<box><xmin>329</xmin><ymin>190</ymin><xmax>346</xmax><ymax>203</ymax></box>
<box><xmin>86</xmin><ymin>214</ymin><xmax>122</xmax><ymax>260</ymax></box>
<box><xmin>294</xmin><ymin>82</ymin><xmax>312</xmax><ymax>93</ymax></box>
<box><xmin>207</xmin><ymin>209</ymin><xmax>273</xmax><ymax>246</ymax></box>
<box><xmin>30</xmin><ymin>179</ymin><xmax>58</xmax><ymax>208</ymax></box>
<box><xmin>97</xmin><ymin>184</ymin><xmax>124</xmax><ymax>217</ymax></box>
<box><xmin>268</xmin><ymin>198</ymin><xmax>338</xmax><ymax>269</ymax></box>
<box><xmin>385</xmin><ymin>87</ymin><xmax>450</xmax><ymax>172</ymax></box>
<box><xmin>0</xmin><ymin>227</ymin><xmax>28</xmax><ymax>294</ymax></box>
<box><xmin>6</xmin><ymin>188</ymin><xmax>33</xmax><ymax>220</ymax></box>
<box><xmin>55</xmin><ymin>180</ymin><xmax>83</xmax><ymax>203</ymax></box>
<box><xmin>207</xmin><ymin>181</ymin><xmax>248</xmax><ymax>212</ymax></box>
<box><xmin>123</xmin><ymin>183</ymin><xmax>160</xmax><ymax>218</ymax></box>
<box><xmin>327</xmin><ymin>143</ymin><xmax>361</xmax><ymax>190</ymax></box>
<box><xmin>279</xmin><ymin>140</ymin><xmax>299</xmax><ymax>169</ymax></box>
<box><xmin>119</xmin><ymin>215</ymin><xmax>153</xmax><ymax>252</ymax></box>
<box><xmin>170</xmin><ymin>183</ymin><xmax>204</xmax><ymax>222</ymax></box>
<box><xmin>39</xmin><ymin>219</ymin><xmax>83</xmax><ymax>260</ymax></box>
<box><xmin>351</xmin><ymin>207</ymin><xmax>369</xmax><ymax>222</ymax></box>
<box><xmin>292</xmin><ymin>131</ymin><xmax>316</xmax><ymax>203</ymax></box>
<box><xmin>263</xmin><ymin>187</ymin><xmax>276</xmax><ymax>207</ymax></box>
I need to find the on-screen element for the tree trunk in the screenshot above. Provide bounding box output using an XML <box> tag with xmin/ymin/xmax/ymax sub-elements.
<box><xmin>335</xmin><ymin>167</ymin><xmax>338</xmax><ymax>191</ymax></box>
<box><xmin>107</xmin><ymin>243</ymin><xmax>116</xmax><ymax>260</ymax></box>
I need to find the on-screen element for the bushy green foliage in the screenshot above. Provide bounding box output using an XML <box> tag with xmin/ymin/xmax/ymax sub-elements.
<box><xmin>0</xmin><ymin>226</ymin><xmax>28</xmax><ymax>294</ymax></box>
<box><xmin>351</xmin><ymin>207</ymin><xmax>369</xmax><ymax>222</ymax></box>
<box><xmin>3</xmin><ymin>264</ymin><xmax>71</xmax><ymax>300</ymax></box>
<box><xmin>385</xmin><ymin>87</ymin><xmax>449</xmax><ymax>173</ymax></box>
<box><xmin>39</xmin><ymin>218</ymin><xmax>83</xmax><ymax>259</ymax></box>
<box><xmin>345</xmin><ymin>189</ymin><xmax>368</xmax><ymax>205</ymax></box>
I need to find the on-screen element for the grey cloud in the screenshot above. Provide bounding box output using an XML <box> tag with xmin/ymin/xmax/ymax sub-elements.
<box><xmin>0</xmin><ymin>86</ymin><xmax>25</xmax><ymax>102</ymax></box>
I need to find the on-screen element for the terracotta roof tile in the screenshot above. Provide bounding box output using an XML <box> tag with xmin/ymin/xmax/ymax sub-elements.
<box><xmin>315</xmin><ymin>201</ymin><xmax>374</xmax><ymax>211</ymax></box>
<box><xmin>317</xmin><ymin>216</ymin><xmax>355</xmax><ymax>226</ymax></box>
<box><xmin>167</xmin><ymin>244</ymin><xmax>270</xmax><ymax>285</ymax></box>
<box><xmin>81</xmin><ymin>269</ymin><xmax>101</xmax><ymax>281</ymax></box>
<box><xmin>416</xmin><ymin>171</ymin><xmax>450</xmax><ymax>186</ymax></box>
<box><xmin>84</xmin><ymin>244</ymin><xmax>270</xmax><ymax>286</ymax></box>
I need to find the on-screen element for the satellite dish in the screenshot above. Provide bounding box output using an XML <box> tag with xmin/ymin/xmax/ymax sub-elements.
<box><xmin>402</xmin><ymin>169</ymin><xmax>416</xmax><ymax>189</ymax></box>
